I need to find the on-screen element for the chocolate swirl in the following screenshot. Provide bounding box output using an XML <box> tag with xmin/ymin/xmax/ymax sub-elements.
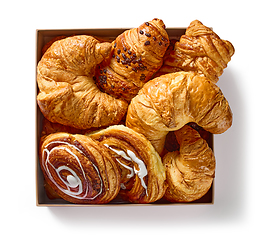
<box><xmin>40</xmin><ymin>133</ymin><xmax>121</xmax><ymax>204</ymax></box>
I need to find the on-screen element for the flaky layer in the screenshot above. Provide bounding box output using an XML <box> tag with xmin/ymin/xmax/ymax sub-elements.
<box><xmin>163</xmin><ymin>125</ymin><xmax>215</xmax><ymax>202</ymax></box>
<box><xmin>161</xmin><ymin>20</ymin><xmax>235</xmax><ymax>83</ymax></box>
<box><xmin>40</xmin><ymin>132</ymin><xmax>121</xmax><ymax>204</ymax></box>
<box><xmin>126</xmin><ymin>72</ymin><xmax>232</xmax><ymax>154</ymax></box>
<box><xmin>89</xmin><ymin>125</ymin><xmax>166</xmax><ymax>203</ymax></box>
<box><xmin>37</xmin><ymin>35</ymin><xmax>128</xmax><ymax>129</ymax></box>
<box><xmin>95</xmin><ymin>18</ymin><xmax>170</xmax><ymax>101</ymax></box>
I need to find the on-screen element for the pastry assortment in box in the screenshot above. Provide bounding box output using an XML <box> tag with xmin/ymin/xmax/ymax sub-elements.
<box><xmin>36</xmin><ymin>18</ymin><xmax>234</xmax><ymax>205</ymax></box>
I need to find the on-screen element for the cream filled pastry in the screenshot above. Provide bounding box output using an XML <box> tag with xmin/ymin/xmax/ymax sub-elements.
<box><xmin>88</xmin><ymin>125</ymin><xmax>166</xmax><ymax>203</ymax></box>
<box><xmin>40</xmin><ymin>132</ymin><xmax>121</xmax><ymax>204</ymax></box>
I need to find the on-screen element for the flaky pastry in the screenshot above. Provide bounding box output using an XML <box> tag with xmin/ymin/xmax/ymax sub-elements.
<box><xmin>163</xmin><ymin>125</ymin><xmax>215</xmax><ymax>202</ymax></box>
<box><xmin>40</xmin><ymin>132</ymin><xmax>121</xmax><ymax>204</ymax></box>
<box><xmin>37</xmin><ymin>35</ymin><xmax>128</xmax><ymax>129</ymax></box>
<box><xmin>95</xmin><ymin>18</ymin><xmax>169</xmax><ymax>101</ymax></box>
<box><xmin>89</xmin><ymin>125</ymin><xmax>166</xmax><ymax>203</ymax></box>
<box><xmin>126</xmin><ymin>72</ymin><xmax>232</xmax><ymax>154</ymax></box>
<box><xmin>161</xmin><ymin>20</ymin><xmax>235</xmax><ymax>83</ymax></box>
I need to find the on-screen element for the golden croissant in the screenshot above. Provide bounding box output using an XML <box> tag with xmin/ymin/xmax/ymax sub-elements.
<box><xmin>95</xmin><ymin>18</ymin><xmax>170</xmax><ymax>101</ymax></box>
<box><xmin>40</xmin><ymin>117</ymin><xmax>106</xmax><ymax>138</ymax></box>
<box><xmin>161</xmin><ymin>20</ymin><xmax>234</xmax><ymax>83</ymax></box>
<box><xmin>39</xmin><ymin>132</ymin><xmax>121</xmax><ymax>204</ymax></box>
<box><xmin>126</xmin><ymin>72</ymin><xmax>232</xmax><ymax>154</ymax></box>
<box><xmin>89</xmin><ymin>125</ymin><xmax>166</xmax><ymax>203</ymax></box>
<box><xmin>37</xmin><ymin>35</ymin><xmax>128</xmax><ymax>129</ymax></box>
<box><xmin>163</xmin><ymin>125</ymin><xmax>215</xmax><ymax>202</ymax></box>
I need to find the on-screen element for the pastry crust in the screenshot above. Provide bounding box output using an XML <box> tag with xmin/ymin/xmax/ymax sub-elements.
<box><xmin>40</xmin><ymin>117</ymin><xmax>104</xmax><ymax>137</ymax></box>
<box><xmin>39</xmin><ymin>132</ymin><xmax>121</xmax><ymax>204</ymax></box>
<box><xmin>95</xmin><ymin>18</ymin><xmax>169</xmax><ymax>101</ymax></box>
<box><xmin>89</xmin><ymin>125</ymin><xmax>166</xmax><ymax>203</ymax></box>
<box><xmin>37</xmin><ymin>35</ymin><xmax>128</xmax><ymax>129</ymax></box>
<box><xmin>126</xmin><ymin>71</ymin><xmax>232</xmax><ymax>154</ymax></box>
<box><xmin>163</xmin><ymin>125</ymin><xmax>215</xmax><ymax>202</ymax></box>
<box><xmin>161</xmin><ymin>20</ymin><xmax>235</xmax><ymax>83</ymax></box>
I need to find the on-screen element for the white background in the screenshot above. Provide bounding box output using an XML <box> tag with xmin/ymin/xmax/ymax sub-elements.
<box><xmin>1</xmin><ymin>0</ymin><xmax>261</xmax><ymax>239</ymax></box>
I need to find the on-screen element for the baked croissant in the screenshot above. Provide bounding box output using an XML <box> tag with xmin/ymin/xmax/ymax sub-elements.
<box><xmin>126</xmin><ymin>72</ymin><xmax>232</xmax><ymax>154</ymax></box>
<box><xmin>164</xmin><ymin>122</ymin><xmax>213</xmax><ymax>153</ymax></box>
<box><xmin>163</xmin><ymin>125</ymin><xmax>215</xmax><ymax>202</ymax></box>
<box><xmin>40</xmin><ymin>117</ymin><xmax>105</xmax><ymax>137</ymax></box>
<box><xmin>95</xmin><ymin>18</ymin><xmax>170</xmax><ymax>101</ymax></box>
<box><xmin>37</xmin><ymin>35</ymin><xmax>128</xmax><ymax>129</ymax></box>
<box><xmin>88</xmin><ymin>125</ymin><xmax>166</xmax><ymax>203</ymax></box>
<box><xmin>39</xmin><ymin>132</ymin><xmax>121</xmax><ymax>204</ymax></box>
<box><xmin>162</xmin><ymin>20</ymin><xmax>235</xmax><ymax>83</ymax></box>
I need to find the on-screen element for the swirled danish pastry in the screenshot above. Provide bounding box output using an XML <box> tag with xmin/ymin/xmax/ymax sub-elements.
<box><xmin>163</xmin><ymin>125</ymin><xmax>215</xmax><ymax>202</ymax></box>
<box><xmin>40</xmin><ymin>133</ymin><xmax>121</xmax><ymax>204</ymax></box>
<box><xmin>88</xmin><ymin>125</ymin><xmax>166</xmax><ymax>203</ymax></box>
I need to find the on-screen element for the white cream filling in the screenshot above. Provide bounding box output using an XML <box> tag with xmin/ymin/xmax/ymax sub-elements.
<box><xmin>104</xmin><ymin>144</ymin><xmax>148</xmax><ymax>195</ymax></box>
<box><xmin>115</xmin><ymin>158</ymin><xmax>134</xmax><ymax>179</ymax></box>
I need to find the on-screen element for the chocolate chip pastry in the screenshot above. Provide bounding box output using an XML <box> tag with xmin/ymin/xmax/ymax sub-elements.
<box><xmin>95</xmin><ymin>18</ymin><xmax>170</xmax><ymax>102</ymax></box>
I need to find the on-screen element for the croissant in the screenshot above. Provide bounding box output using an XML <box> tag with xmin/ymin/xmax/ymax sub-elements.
<box><xmin>164</xmin><ymin>122</ymin><xmax>213</xmax><ymax>153</ymax></box>
<box><xmin>88</xmin><ymin>125</ymin><xmax>166</xmax><ymax>203</ymax></box>
<box><xmin>37</xmin><ymin>35</ymin><xmax>128</xmax><ymax>129</ymax></box>
<box><xmin>95</xmin><ymin>18</ymin><xmax>170</xmax><ymax>102</ymax></box>
<box><xmin>163</xmin><ymin>125</ymin><xmax>215</xmax><ymax>202</ymax></box>
<box><xmin>41</xmin><ymin>35</ymin><xmax>67</xmax><ymax>55</ymax></box>
<box><xmin>39</xmin><ymin>132</ymin><xmax>121</xmax><ymax>204</ymax></box>
<box><xmin>162</xmin><ymin>20</ymin><xmax>235</xmax><ymax>83</ymax></box>
<box><xmin>126</xmin><ymin>71</ymin><xmax>232</xmax><ymax>154</ymax></box>
<box><xmin>40</xmin><ymin>117</ymin><xmax>104</xmax><ymax>137</ymax></box>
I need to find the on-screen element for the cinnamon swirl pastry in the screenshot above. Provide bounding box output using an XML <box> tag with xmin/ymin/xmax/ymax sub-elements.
<box><xmin>88</xmin><ymin>125</ymin><xmax>166</xmax><ymax>203</ymax></box>
<box><xmin>163</xmin><ymin>125</ymin><xmax>215</xmax><ymax>202</ymax></box>
<box><xmin>40</xmin><ymin>133</ymin><xmax>121</xmax><ymax>204</ymax></box>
